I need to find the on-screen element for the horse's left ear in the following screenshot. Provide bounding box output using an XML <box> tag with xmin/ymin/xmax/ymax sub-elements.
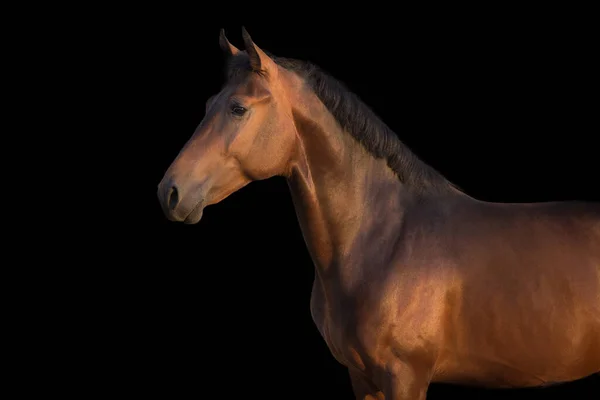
<box><xmin>241</xmin><ymin>27</ymin><xmax>277</xmax><ymax>77</ymax></box>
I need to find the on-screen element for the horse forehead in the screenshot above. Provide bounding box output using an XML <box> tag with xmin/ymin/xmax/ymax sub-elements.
<box><xmin>226</xmin><ymin>74</ymin><xmax>274</xmax><ymax>99</ymax></box>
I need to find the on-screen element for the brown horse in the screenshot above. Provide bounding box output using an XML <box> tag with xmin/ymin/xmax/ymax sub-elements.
<box><xmin>157</xmin><ymin>28</ymin><xmax>600</xmax><ymax>399</ymax></box>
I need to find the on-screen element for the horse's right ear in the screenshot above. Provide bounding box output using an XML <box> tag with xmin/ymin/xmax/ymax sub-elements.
<box><xmin>219</xmin><ymin>29</ymin><xmax>239</xmax><ymax>57</ymax></box>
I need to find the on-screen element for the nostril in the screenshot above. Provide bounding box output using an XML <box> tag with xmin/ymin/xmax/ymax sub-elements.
<box><xmin>167</xmin><ymin>186</ymin><xmax>179</xmax><ymax>211</ymax></box>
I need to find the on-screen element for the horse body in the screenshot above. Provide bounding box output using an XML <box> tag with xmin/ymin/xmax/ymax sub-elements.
<box><xmin>157</xmin><ymin>28</ymin><xmax>599</xmax><ymax>398</ymax></box>
<box><xmin>308</xmin><ymin>197</ymin><xmax>600</xmax><ymax>394</ymax></box>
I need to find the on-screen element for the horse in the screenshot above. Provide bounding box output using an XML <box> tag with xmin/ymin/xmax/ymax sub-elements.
<box><xmin>157</xmin><ymin>28</ymin><xmax>600</xmax><ymax>399</ymax></box>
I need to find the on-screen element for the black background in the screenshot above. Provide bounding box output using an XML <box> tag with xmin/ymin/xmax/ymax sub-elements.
<box><xmin>52</xmin><ymin>5</ymin><xmax>600</xmax><ymax>399</ymax></box>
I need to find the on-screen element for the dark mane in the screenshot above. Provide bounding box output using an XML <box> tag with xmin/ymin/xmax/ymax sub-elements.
<box><xmin>226</xmin><ymin>53</ymin><xmax>459</xmax><ymax>194</ymax></box>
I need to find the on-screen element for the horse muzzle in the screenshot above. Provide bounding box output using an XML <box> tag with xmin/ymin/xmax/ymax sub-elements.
<box><xmin>157</xmin><ymin>178</ymin><xmax>205</xmax><ymax>224</ymax></box>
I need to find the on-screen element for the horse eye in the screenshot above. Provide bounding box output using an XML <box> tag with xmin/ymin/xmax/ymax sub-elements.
<box><xmin>231</xmin><ymin>105</ymin><xmax>247</xmax><ymax>116</ymax></box>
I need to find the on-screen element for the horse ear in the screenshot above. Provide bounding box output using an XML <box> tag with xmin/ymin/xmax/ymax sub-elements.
<box><xmin>219</xmin><ymin>29</ymin><xmax>239</xmax><ymax>57</ymax></box>
<box><xmin>241</xmin><ymin>26</ymin><xmax>277</xmax><ymax>76</ymax></box>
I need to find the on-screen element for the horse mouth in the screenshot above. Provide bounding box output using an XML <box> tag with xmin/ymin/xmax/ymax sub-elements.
<box><xmin>183</xmin><ymin>202</ymin><xmax>204</xmax><ymax>225</ymax></box>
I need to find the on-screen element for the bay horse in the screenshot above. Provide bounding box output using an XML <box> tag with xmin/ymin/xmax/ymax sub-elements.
<box><xmin>157</xmin><ymin>28</ymin><xmax>600</xmax><ymax>399</ymax></box>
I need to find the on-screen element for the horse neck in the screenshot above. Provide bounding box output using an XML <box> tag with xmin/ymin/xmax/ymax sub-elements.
<box><xmin>284</xmin><ymin>81</ymin><xmax>409</xmax><ymax>289</ymax></box>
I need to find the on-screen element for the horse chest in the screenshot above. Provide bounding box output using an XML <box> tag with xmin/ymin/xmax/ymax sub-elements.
<box><xmin>309</xmin><ymin>279</ymin><xmax>371</xmax><ymax>370</ymax></box>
